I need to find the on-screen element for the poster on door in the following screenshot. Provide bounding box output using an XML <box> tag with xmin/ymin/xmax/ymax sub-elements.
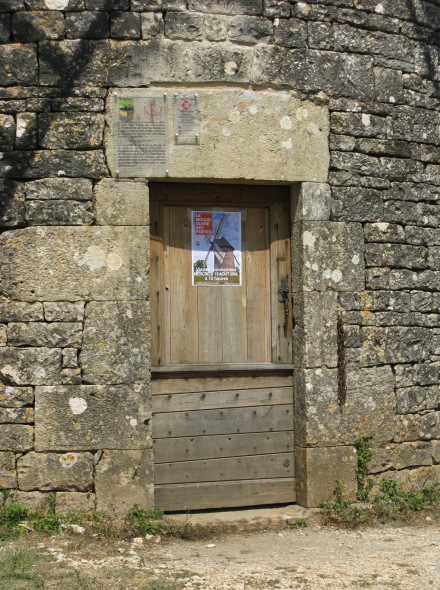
<box><xmin>192</xmin><ymin>211</ymin><xmax>242</xmax><ymax>286</ymax></box>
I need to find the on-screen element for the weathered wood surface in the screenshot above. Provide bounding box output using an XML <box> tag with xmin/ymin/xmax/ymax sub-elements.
<box><xmin>155</xmin><ymin>452</ymin><xmax>295</xmax><ymax>484</ymax></box>
<box><xmin>155</xmin><ymin>478</ymin><xmax>296</xmax><ymax>511</ymax></box>
<box><xmin>153</xmin><ymin>404</ymin><xmax>294</xmax><ymax>439</ymax></box>
<box><xmin>153</xmin><ymin>431</ymin><xmax>294</xmax><ymax>463</ymax></box>
<box><xmin>152</xmin><ymin>374</ymin><xmax>293</xmax><ymax>394</ymax></box>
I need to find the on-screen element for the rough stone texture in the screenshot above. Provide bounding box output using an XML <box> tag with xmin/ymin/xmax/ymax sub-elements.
<box><xmin>0</xmin><ymin>386</ymin><xmax>34</xmax><ymax>408</ymax></box>
<box><xmin>0</xmin><ymin>451</ymin><xmax>15</xmax><ymax>488</ymax></box>
<box><xmin>106</xmin><ymin>88</ymin><xmax>329</xmax><ymax>182</ymax></box>
<box><xmin>0</xmin><ymin>227</ymin><xmax>150</xmax><ymax>301</ymax></box>
<box><xmin>95</xmin><ymin>449</ymin><xmax>154</xmax><ymax>514</ymax></box>
<box><xmin>0</xmin><ymin>113</ymin><xmax>15</xmax><ymax>150</ymax></box>
<box><xmin>11</xmin><ymin>491</ymin><xmax>46</xmax><ymax>509</ymax></box>
<box><xmin>355</xmin><ymin>327</ymin><xmax>432</xmax><ymax>366</ymax></box>
<box><xmin>34</xmin><ymin>384</ymin><xmax>151</xmax><ymax>451</ymax></box>
<box><xmin>292</xmin><ymin>221</ymin><xmax>365</xmax><ymax>292</ymax></box>
<box><xmin>295</xmin><ymin>366</ymin><xmax>396</xmax><ymax>448</ymax></box>
<box><xmin>7</xmin><ymin>322</ymin><xmax>82</xmax><ymax>348</ymax></box>
<box><xmin>39</xmin><ymin>113</ymin><xmax>104</xmax><ymax>149</ymax></box>
<box><xmin>367</xmin><ymin>442</ymin><xmax>433</xmax><ymax>475</ymax></box>
<box><xmin>110</xmin><ymin>11</ymin><xmax>141</xmax><ymax>39</ymax></box>
<box><xmin>80</xmin><ymin>301</ymin><xmax>150</xmax><ymax>384</ymax></box>
<box><xmin>0</xmin><ymin>299</ymin><xmax>44</xmax><ymax>322</ymax></box>
<box><xmin>11</xmin><ymin>10</ymin><xmax>65</xmax><ymax>41</ymax></box>
<box><xmin>95</xmin><ymin>179</ymin><xmax>149</xmax><ymax>225</ymax></box>
<box><xmin>228</xmin><ymin>16</ymin><xmax>273</xmax><ymax>44</ymax></box>
<box><xmin>56</xmin><ymin>491</ymin><xmax>96</xmax><ymax>513</ymax></box>
<box><xmin>66</xmin><ymin>12</ymin><xmax>110</xmax><ymax>39</ymax></box>
<box><xmin>0</xmin><ymin>347</ymin><xmax>62</xmax><ymax>385</ymax></box>
<box><xmin>294</xmin><ymin>182</ymin><xmax>331</xmax><ymax>222</ymax></box>
<box><xmin>17</xmin><ymin>452</ymin><xmax>94</xmax><ymax>492</ymax></box>
<box><xmin>165</xmin><ymin>12</ymin><xmax>204</xmax><ymax>40</ymax></box>
<box><xmin>25</xmin><ymin>178</ymin><xmax>93</xmax><ymax>201</ymax></box>
<box><xmin>15</xmin><ymin>112</ymin><xmax>38</xmax><ymax>150</ymax></box>
<box><xmin>295</xmin><ymin>446</ymin><xmax>358</xmax><ymax>508</ymax></box>
<box><xmin>44</xmin><ymin>302</ymin><xmax>85</xmax><ymax>322</ymax></box>
<box><xmin>0</xmin><ymin>179</ymin><xmax>25</xmax><ymax>228</ymax></box>
<box><xmin>0</xmin><ymin>406</ymin><xmax>33</xmax><ymax>423</ymax></box>
<box><xmin>0</xmin><ymin>425</ymin><xmax>33</xmax><ymax>451</ymax></box>
<box><xmin>25</xmin><ymin>200</ymin><xmax>94</xmax><ymax>225</ymax></box>
<box><xmin>0</xmin><ymin>44</ymin><xmax>38</xmax><ymax>85</ymax></box>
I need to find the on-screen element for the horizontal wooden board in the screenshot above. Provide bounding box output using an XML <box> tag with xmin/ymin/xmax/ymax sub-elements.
<box><xmin>153</xmin><ymin>404</ymin><xmax>294</xmax><ymax>438</ymax></box>
<box><xmin>155</xmin><ymin>478</ymin><xmax>296</xmax><ymax>511</ymax></box>
<box><xmin>152</xmin><ymin>387</ymin><xmax>292</xmax><ymax>413</ymax></box>
<box><xmin>155</xmin><ymin>452</ymin><xmax>294</xmax><ymax>485</ymax></box>
<box><xmin>152</xmin><ymin>374</ymin><xmax>293</xmax><ymax>395</ymax></box>
<box><xmin>152</xmin><ymin>364</ymin><xmax>294</xmax><ymax>374</ymax></box>
<box><xmin>154</xmin><ymin>431</ymin><xmax>294</xmax><ymax>463</ymax></box>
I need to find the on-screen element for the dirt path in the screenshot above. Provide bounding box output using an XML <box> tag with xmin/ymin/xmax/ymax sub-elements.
<box><xmin>38</xmin><ymin>522</ymin><xmax>440</xmax><ymax>589</ymax></box>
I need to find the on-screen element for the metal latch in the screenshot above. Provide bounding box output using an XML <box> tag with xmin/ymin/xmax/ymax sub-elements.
<box><xmin>278</xmin><ymin>275</ymin><xmax>289</xmax><ymax>329</ymax></box>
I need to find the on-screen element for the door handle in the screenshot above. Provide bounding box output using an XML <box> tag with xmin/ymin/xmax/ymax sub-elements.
<box><xmin>278</xmin><ymin>275</ymin><xmax>289</xmax><ymax>329</ymax></box>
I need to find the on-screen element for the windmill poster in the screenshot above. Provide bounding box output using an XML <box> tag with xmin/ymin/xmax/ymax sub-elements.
<box><xmin>192</xmin><ymin>211</ymin><xmax>242</xmax><ymax>286</ymax></box>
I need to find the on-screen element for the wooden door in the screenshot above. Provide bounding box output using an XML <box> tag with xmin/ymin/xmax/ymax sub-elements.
<box><xmin>150</xmin><ymin>184</ymin><xmax>295</xmax><ymax>510</ymax></box>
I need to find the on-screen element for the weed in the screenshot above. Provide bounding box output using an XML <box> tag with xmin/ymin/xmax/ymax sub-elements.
<box><xmin>0</xmin><ymin>545</ymin><xmax>44</xmax><ymax>587</ymax></box>
<box><xmin>321</xmin><ymin>481</ymin><xmax>368</xmax><ymax>527</ymax></box>
<box><xmin>126</xmin><ymin>504</ymin><xmax>164</xmax><ymax>536</ymax></box>
<box><xmin>288</xmin><ymin>518</ymin><xmax>308</xmax><ymax>529</ymax></box>
<box><xmin>354</xmin><ymin>437</ymin><xmax>373</xmax><ymax>501</ymax></box>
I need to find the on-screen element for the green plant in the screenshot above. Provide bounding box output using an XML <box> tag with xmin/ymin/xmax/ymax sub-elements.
<box><xmin>1</xmin><ymin>488</ymin><xmax>12</xmax><ymax>505</ymax></box>
<box><xmin>321</xmin><ymin>481</ymin><xmax>368</xmax><ymax>527</ymax></box>
<box><xmin>0</xmin><ymin>502</ymin><xmax>29</xmax><ymax>541</ymax></box>
<box><xmin>288</xmin><ymin>518</ymin><xmax>308</xmax><ymax>529</ymax></box>
<box><xmin>354</xmin><ymin>437</ymin><xmax>373</xmax><ymax>501</ymax></box>
<box><xmin>126</xmin><ymin>504</ymin><xmax>164</xmax><ymax>536</ymax></box>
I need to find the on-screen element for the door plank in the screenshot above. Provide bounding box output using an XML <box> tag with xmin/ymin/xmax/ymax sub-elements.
<box><xmin>150</xmin><ymin>199</ymin><xmax>162</xmax><ymax>366</ymax></box>
<box><xmin>270</xmin><ymin>200</ymin><xmax>293</xmax><ymax>364</ymax></box>
<box><xmin>168</xmin><ymin>206</ymin><xmax>199</xmax><ymax>364</ymax></box>
<box><xmin>152</xmin><ymin>374</ymin><xmax>293</xmax><ymax>395</ymax></box>
<box><xmin>153</xmin><ymin>431</ymin><xmax>294</xmax><ymax>463</ymax></box>
<box><xmin>197</xmin><ymin>286</ymin><xmax>224</xmax><ymax>363</ymax></box>
<box><xmin>245</xmin><ymin>207</ymin><xmax>271</xmax><ymax>362</ymax></box>
<box><xmin>153</xmin><ymin>404</ymin><xmax>294</xmax><ymax>438</ymax></box>
<box><xmin>152</xmin><ymin>386</ymin><xmax>293</xmax><ymax>413</ymax></box>
<box><xmin>155</xmin><ymin>452</ymin><xmax>295</xmax><ymax>484</ymax></box>
<box><xmin>155</xmin><ymin>478</ymin><xmax>296</xmax><ymax>511</ymax></box>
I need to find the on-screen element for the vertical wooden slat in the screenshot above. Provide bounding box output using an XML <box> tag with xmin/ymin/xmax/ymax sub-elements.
<box><xmin>168</xmin><ymin>206</ymin><xmax>199</xmax><ymax>364</ymax></box>
<box><xmin>270</xmin><ymin>201</ymin><xmax>293</xmax><ymax>364</ymax></box>
<box><xmin>245</xmin><ymin>207</ymin><xmax>270</xmax><ymax>363</ymax></box>
<box><xmin>150</xmin><ymin>199</ymin><xmax>162</xmax><ymax>366</ymax></box>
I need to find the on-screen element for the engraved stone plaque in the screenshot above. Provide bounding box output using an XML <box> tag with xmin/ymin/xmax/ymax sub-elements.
<box><xmin>173</xmin><ymin>92</ymin><xmax>200</xmax><ymax>145</ymax></box>
<box><xmin>114</xmin><ymin>93</ymin><xmax>168</xmax><ymax>177</ymax></box>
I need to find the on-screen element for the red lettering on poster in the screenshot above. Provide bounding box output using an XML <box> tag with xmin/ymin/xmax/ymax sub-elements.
<box><xmin>194</xmin><ymin>212</ymin><xmax>212</xmax><ymax>235</ymax></box>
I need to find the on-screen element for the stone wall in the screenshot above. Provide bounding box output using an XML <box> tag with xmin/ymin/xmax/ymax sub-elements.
<box><xmin>0</xmin><ymin>0</ymin><xmax>439</xmax><ymax>510</ymax></box>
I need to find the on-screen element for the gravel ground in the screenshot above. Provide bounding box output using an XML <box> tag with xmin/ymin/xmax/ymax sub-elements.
<box><xmin>39</xmin><ymin>521</ymin><xmax>440</xmax><ymax>589</ymax></box>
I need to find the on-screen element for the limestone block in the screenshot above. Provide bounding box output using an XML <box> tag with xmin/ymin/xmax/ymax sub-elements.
<box><xmin>274</xmin><ymin>18</ymin><xmax>307</xmax><ymax>48</ymax></box>
<box><xmin>204</xmin><ymin>14</ymin><xmax>226</xmax><ymax>41</ymax></box>
<box><xmin>165</xmin><ymin>12</ymin><xmax>203</xmax><ymax>40</ymax></box>
<box><xmin>8</xmin><ymin>322</ymin><xmax>82</xmax><ymax>348</ymax></box>
<box><xmin>52</xmin><ymin>97</ymin><xmax>104</xmax><ymax>112</ymax></box>
<box><xmin>295</xmin><ymin>366</ymin><xmax>396</xmax><ymax>447</ymax></box>
<box><xmin>369</xmin><ymin>466</ymin><xmax>440</xmax><ymax>493</ymax></box>
<box><xmin>390</xmin><ymin>106</ymin><xmax>440</xmax><ymax>144</ymax></box>
<box><xmin>228</xmin><ymin>16</ymin><xmax>273</xmax><ymax>44</ymax></box>
<box><xmin>0</xmin><ymin>114</ymin><xmax>15</xmax><ymax>150</ymax></box>
<box><xmin>106</xmin><ymin>88</ymin><xmax>329</xmax><ymax>183</ymax></box>
<box><xmin>62</xmin><ymin>349</ymin><xmax>77</xmax><ymax>368</ymax></box>
<box><xmin>56</xmin><ymin>491</ymin><xmax>96</xmax><ymax>513</ymax></box>
<box><xmin>252</xmin><ymin>47</ymin><xmax>374</xmax><ymax>100</ymax></box>
<box><xmin>0</xmin><ymin>347</ymin><xmax>62</xmax><ymax>386</ymax></box>
<box><xmin>363</xmin><ymin>222</ymin><xmax>405</xmax><ymax>243</ymax></box>
<box><xmin>44</xmin><ymin>302</ymin><xmax>84</xmax><ymax>322</ymax></box>
<box><xmin>0</xmin><ymin>14</ymin><xmax>11</xmax><ymax>43</ymax></box>
<box><xmin>12</xmin><ymin>491</ymin><xmax>46</xmax><ymax>510</ymax></box>
<box><xmin>394</xmin><ymin>412</ymin><xmax>439</xmax><ymax>443</ymax></box>
<box><xmin>66</xmin><ymin>12</ymin><xmax>110</xmax><ymax>39</ymax></box>
<box><xmin>292</xmin><ymin>221</ymin><xmax>365</xmax><ymax>292</ymax></box>
<box><xmin>0</xmin><ymin>325</ymin><xmax>5</xmax><ymax>346</ymax></box>
<box><xmin>431</xmin><ymin>440</ymin><xmax>440</xmax><ymax>463</ymax></box>
<box><xmin>81</xmin><ymin>301</ymin><xmax>150</xmax><ymax>384</ymax></box>
<box><xmin>0</xmin><ymin>44</ymin><xmax>38</xmax><ymax>85</ymax></box>
<box><xmin>34</xmin><ymin>384</ymin><xmax>151</xmax><ymax>451</ymax></box>
<box><xmin>111</xmin><ymin>11</ymin><xmax>141</xmax><ymax>39</ymax></box>
<box><xmin>17</xmin><ymin>452</ymin><xmax>94</xmax><ymax>492</ymax></box>
<box><xmin>332</xmin><ymin>187</ymin><xmax>383</xmax><ymax>222</ymax></box>
<box><xmin>141</xmin><ymin>12</ymin><xmax>163</xmax><ymax>38</ymax></box>
<box><xmin>0</xmin><ymin>425</ymin><xmax>33</xmax><ymax>451</ymax></box>
<box><xmin>0</xmin><ymin>300</ymin><xmax>43</xmax><ymax>323</ymax></box>
<box><xmin>95</xmin><ymin>449</ymin><xmax>154</xmax><ymax>515</ymax></box>
<box><xmin>12</xmin><ymin>10</ymin><xmax>64</xmax><ymax>41</ymax></box>
<box><xmin>39</xmin><ymin>113</ymin><xmax>104</xmax><ymax>149</ymax></box>
<box><xmin>25</xmin><ymin>200</ymin><xmax>94</xmax><ymax>226</ymax></box>
<box><xmin>0</xmin><ymin>386</ymin><xmax>34</xmax><ymax>408</ymax></box>
<box><xmin>358</xmin><ymin>327</ymin><xmax>432</xmax><ymax>366</ymax></box>
<box><xmin>295</xmin><ymin>446</ymin><xmax>357</xmax><ymax>508</ymax></box>
<box><xmin>331</xmin><ymin>151</ymin><xmax>379</xmax><ymax>176</ymax></box>
<box><xmin>396</xmin><ymin>385</ymin><xmax>439</xmax><ymax>414</ymax></box>
<box><xmin>85</xmin><ymin>0</ymin><xmax>129</xmax><ymax>9</ymax></box>
<box><xmin>0</xmin><ymin>407</ymin><xmax>33</xmax><ymax>424</ymax></box>
<box><xmin>95</xmin><ymin>179</ymin><xmax>149</xmax><ymax>226</ymax></box>
<box><xmin>0</xmin><ymin>150</ymin><xmax>108</xmax><ymax>180</ymax></box>
<box><xmin>365</xmin><ymin>243</ymin><xmax>428</xmax><ymax>270</ymax></box>
<box><xmin>15</xmin><ymin>112</ymin><xmax>38</xmax><ymax>150</ymax></box>
<box><xmin>293</xmin><ymin>291</ymin><xmax>338</xmax><ymax>369</ymax></box>
<box><xmin>0</xmin><ymin>451</ymin><xmax>16</xmax><ymax>488</ymax></box>
<box><xmin>20</xmin><ymin>0</ymin><xmax>84</xmax><ymax>10</ymax></box>
<box><xmin>0</xmin><ymin>179</ymin><xmax>25</xmax><ymax>227</ymax></box>
<box><xmin>188</xmin><ymin>0</ymin><xmax>263</xmax><ymax>15</ymax></box>
<box><xmin>39</xmin><ymin>40</ymin><xmax>252</xmax><ymax>87</ymax></box>
<box><xmin>264</xmin><ymin>1</ymin><xmax>290</xmax><ymax>18</ymax></box>
<box><xmin>0</xmin><ymin>227</ymin><xmax>149</xmax><ymax>302</ymax></box>
<box><xmin>293</xmin><ymin>182</ymin><xmax>331</xmax><ymax>222</ymax></box>
<box><xmin>25</xmin><ymin>178</ymin><xmax>93</xmax><ymax>201</ymax></box>
<box><xmin>368</xmin><ymin>442</ymin><xmax>432</xmax><ymax>475</ymax></box>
